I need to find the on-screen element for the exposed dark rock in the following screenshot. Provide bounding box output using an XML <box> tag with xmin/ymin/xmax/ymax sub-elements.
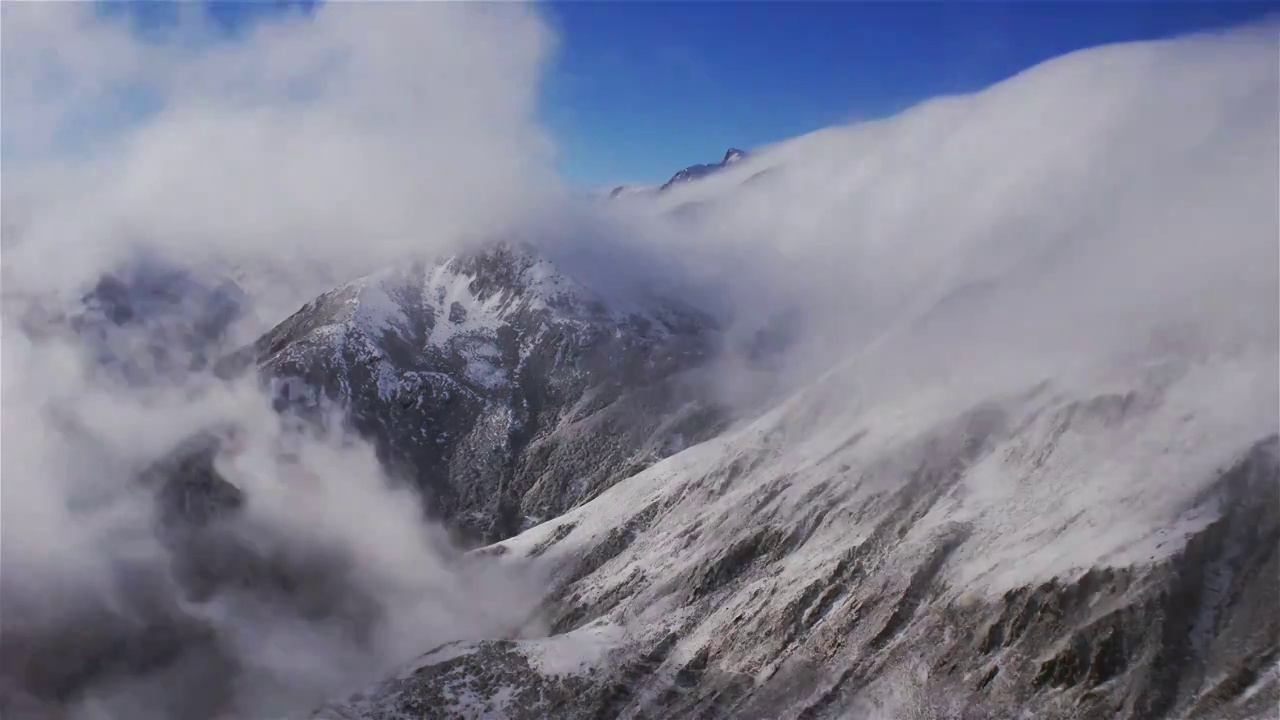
<box><xmin>249</xmin><ymin>241</ymin><xmax>728</xmax><ymax>544</ymax></box>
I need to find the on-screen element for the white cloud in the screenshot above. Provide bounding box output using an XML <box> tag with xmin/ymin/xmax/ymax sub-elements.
<box><xmin>1</xmin><ymin>4</ymin><xmax>558</xmax><ymax>717</ymax></box>
<box><xmin>2</xmin><ymin>2</ymin><xmax>559</xmax><ymax>302</ymax></box>
<box><xmin>610</xmin><ymin>23</ymin><xmax>1279</xmax><ymax>407</ymax></box>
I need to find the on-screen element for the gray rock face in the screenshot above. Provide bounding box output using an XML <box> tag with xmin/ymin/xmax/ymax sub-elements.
<box><xmin>252</xmin><ymin>241</ymin><xmax>727</xmax><ymax>543</ymax></box>
<box><xmin>308</xmin><ymin>376</ymin><xmax>1280</xmax><ymax>720</ymax></box>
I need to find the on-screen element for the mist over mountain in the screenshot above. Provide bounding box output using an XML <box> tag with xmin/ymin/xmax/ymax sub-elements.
<box><xmin>1</xmin><ymin>4</ymin><xmax>1277</xmax><ymax>720</ymax></box>
<box><xmin>607</xmin><ymin>148</ymin><xmax>751</xmax><ymax>200</ymax></box>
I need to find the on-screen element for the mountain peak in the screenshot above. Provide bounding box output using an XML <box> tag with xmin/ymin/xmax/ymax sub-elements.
<box><xmin>658</xmin><ymin>146</ymin><xmax>750</xmax><ymax>192</ymax></box>
<box><xmin>602</xmin><ymin>148</ymin><xmax>751</xmax><ymax>201</ymax></box>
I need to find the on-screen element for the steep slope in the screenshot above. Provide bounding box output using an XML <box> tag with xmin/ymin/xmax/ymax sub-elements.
<box><xmin>305</xmin><ymin>26</ymin><xmax>1280</xmax><ymax>720</ymax></box>
<box><xmin>252</xmin><ymin>241</ymin><xmax>726</xmax><ymax>542</ymax></box>
<box><xmin>310</xmin><ymin>368</ymin><xmax>1279</xmax><ymax>720</ymax></box>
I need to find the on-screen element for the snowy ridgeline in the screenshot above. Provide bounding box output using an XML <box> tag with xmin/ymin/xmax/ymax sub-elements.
<box><xmin>306</xmin><ymin>25</ymin><xmax>1279</xmax><ymax>720</ymax></box>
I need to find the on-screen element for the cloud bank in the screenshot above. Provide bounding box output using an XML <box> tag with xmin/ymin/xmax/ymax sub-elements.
<box><xmin>2</xmin><ymin>1</ymin><xmax>558</xmax><ymax>319</ymax></box>
<box><xmin>607</xmin><ymin>22</ymin><xmax>1279</xmax><ymax>410</ymax></box>
<box><xmin>2</xmin><ymin>3</ymin><xmax>559</xmax><ymax>718</ymax></box>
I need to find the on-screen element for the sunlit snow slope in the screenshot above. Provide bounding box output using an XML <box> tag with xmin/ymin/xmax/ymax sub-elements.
<box><xmin>311</xmin><ymin>26</ymin><xmax>1279</xmax><ymax>720</ymax></box>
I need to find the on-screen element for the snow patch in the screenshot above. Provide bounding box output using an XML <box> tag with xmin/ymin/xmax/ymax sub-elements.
<box><xmin>517</xmin><ymin>621</ymin><xmax>626</xmax><ymax>676</ymax></box>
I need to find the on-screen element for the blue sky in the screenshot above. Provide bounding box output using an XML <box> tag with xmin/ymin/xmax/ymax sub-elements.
<box><xmin>543</xmin><ymin>1</ymin><xmax>1279</xmax><ymax>188</ymax></box>
<box><xmin>89</xmin><ymin>1</ymin><xmax>1280</xmax><ymax>189</ymax></box>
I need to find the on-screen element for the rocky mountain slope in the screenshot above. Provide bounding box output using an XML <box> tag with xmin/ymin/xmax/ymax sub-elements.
<box><xmin>309</xmin><ymin>368</ymin><xmax>1279</xmax><ymax>720</ymax></box>
<box><xmin>5</xmin><ymin>21</ymin><xmax>1275</xmax><ymax>720</ymax></box>
<box><xmin>302</xmin><ymin>26</ymin><xmax>1280</xmax><ymax>720</ymax></box>
<box><xmin>248</xmin><ymin>241</ymin><xmax>727</xmax><ymax>543</ymax></box>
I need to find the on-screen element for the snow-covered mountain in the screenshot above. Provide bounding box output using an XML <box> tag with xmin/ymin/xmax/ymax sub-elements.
<box><xmin>310</xmin><ymin>376</ymin><xmax>1278</xmax><ymax>720</ymax></box>
<box><xmin>249</xmin><ymin>241</ymin><xmax>727</xmax><ymax>542</ymax></box>
<box><xmin>5</xmin><ymin>22</ymin><xmax>1275</xmax><ymax>720</ymax></box>
<box><xmin>302</xmin><ymin>27</ymin><xmax>1279</xmax><ymax>720</ymax></box>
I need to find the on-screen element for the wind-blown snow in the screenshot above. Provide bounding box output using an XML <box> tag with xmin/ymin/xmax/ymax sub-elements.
<box><xmin>624</xmin><ymin>26</ymin><xmax>1278</xmax><ymax>397</ymax></box>
<box><xmin>500</xmin><ymin>24</ymin><xmax>1280</xmax><ymax>599</ymax></box>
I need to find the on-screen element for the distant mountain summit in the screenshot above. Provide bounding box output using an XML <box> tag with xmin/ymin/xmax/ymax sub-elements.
<box><xmin>605</xmin><ymin>147</ymin><xmax>749</xmax><ymax>200</ymax></box>
<box><xmin>659</xmin><ymin>147</ymin><xmax>749</xmax><ymax>192</ymax></box>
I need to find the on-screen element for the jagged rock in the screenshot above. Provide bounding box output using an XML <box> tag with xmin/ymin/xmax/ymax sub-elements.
<box><xmin>250</xmin><ymin>241</ymin><xmax>727</xmax><ymax>543</ymax></box>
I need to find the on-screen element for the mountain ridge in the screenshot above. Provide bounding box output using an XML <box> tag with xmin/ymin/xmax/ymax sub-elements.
<box><xmin>606</xmin><ymin>147</ymin><xmax>750</xmax><ymax>200</ymax></box>
<box><xmin>249</xmin><ymin>240</ymin><xmax>729</xmax><ymax>542</ymax></box>
<box><xmin>299</xmin><ymin>25</ymin><xmax>1280</xmax><ymax>720</ymax></box>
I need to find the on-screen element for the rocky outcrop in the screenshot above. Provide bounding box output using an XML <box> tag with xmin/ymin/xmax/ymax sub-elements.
<box><xmin>250</xmin><ymin>241</ymin><xmax>727</xmax><ymax>543</ymax></box>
